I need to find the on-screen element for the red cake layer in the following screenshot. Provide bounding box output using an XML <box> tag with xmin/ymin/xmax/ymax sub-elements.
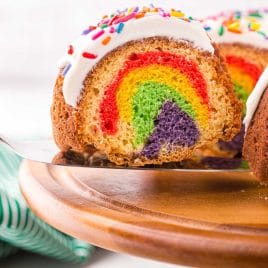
<box><xmin>226</xmin><ymin>55</ymin><xmax>262</xmax><ymax>83</ymax></box>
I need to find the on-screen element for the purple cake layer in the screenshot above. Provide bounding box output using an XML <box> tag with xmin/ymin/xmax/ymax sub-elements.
<box><xmin>218</xmin><ymin>125</ymin><xmax>245</xmax><ymax>152</ymax></box>
<box><xmin>201</xmin><ymin>156</ymin><xmax>242</xmax><ymax>169</ymax></box>
<box><xmin>141</xmin><ymin>101</ymin><xmax>200</xmax><ymax>159</ymax></box>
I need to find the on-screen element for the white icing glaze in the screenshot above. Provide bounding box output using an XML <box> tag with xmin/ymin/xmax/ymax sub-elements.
<box><xmin>244</xmin><ymin>67</ymin><xmax>268</xmax><ymax>131</ymax></box>
<box><xmin>59</xmin><ymin>13</ymin><xmax>214</xmax><ymax>107</ymax></box>
<box><xmin>204</xmin><ymin>10</ymin><xmax>268</xmax><ymax>49</ymax></box>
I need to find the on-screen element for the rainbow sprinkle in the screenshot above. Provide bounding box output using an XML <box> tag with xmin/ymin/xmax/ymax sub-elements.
<box><xmin>203</xmin><ymin>8</ymin><xmax>268</xmax><ymax>40</ymax></box>
<box><xmin>135</xmin><ymin>12</ymin><xmax>145</xmax><ymax>19</ymax></box>
<box><xmin>170</xmin><ymin>10</ymin><xmax>184</xmax><ymax>18</ymax></box>
<box><xmin>100</xmin><ymin>24</ymin><xmax>108</xmax><ymax>29</ymax></box>
<box><xmin>92</xmin><ymin>29</ymin><xmax>105</xmax><ymax>40</ymax></box>
<box><xmin>248</xmin><ymin>21</ymin><xmax>261</xmax><ymax>31</ymax></box>
<box><xmin>218</xmin><ymin>25</ymin><xmax>224</xmax><ymax>36</ymax></box>
<box><xmin>204</xmin><ymin>25</ymin><xmax>211</xmax><ymax>31</ymax></box>
<box><xmin>82</xmin><ymin>52</ymin><xmax>97</xmax><ymax>59</ymax></box>
<box><xmin>113</xmin><ymin>12</ymin><xmax>136</xmax><ymax>24</ymax></box>
<box><xmin>62</xmin><ymin>63</ymin><xmax>72</xmax><ymax>76</ymax></box>
<box><xmin>116</xmin><ymin>22</ymin><xmax>124</xmax><ymax>33</ymax></box>
<box><xmin>109</xmin><ymin>26</ymin><xmax>115</xmax><ymax>33</ymax></box>
<box><xmin>248</xmin><ymin>11</ymin><xmax>263</xmax><ymax>18</ymax></box>
<box><xmin>67</xmin><ymin>45</ymin><xmax>74</xmax><ymax>55</ymax></box>
<box><xmin>63</xmin><ymin>6</ymin><xmax>195</xmax><ymax>68</ymax></box>
<box><xmin>226</xmin><ymin>21</ymin><xmax>242</xmax><ymax>33</ymax></box>
<box><xmin>102</xmin><ymin>36</ymin><xmax>111</xmax><ymax>45</ymax></box>
<box><xmin>82</xmin><ymin>26</ymin><xmax>96</xmax><ymax>35</ymax></box>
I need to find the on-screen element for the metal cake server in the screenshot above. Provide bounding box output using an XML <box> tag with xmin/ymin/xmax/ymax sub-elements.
<box><xmin>0</xmin><ymin>135</ymin><xmax>58</xmax><ymax>164</ymax></box>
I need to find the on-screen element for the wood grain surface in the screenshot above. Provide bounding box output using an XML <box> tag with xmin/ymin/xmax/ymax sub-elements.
<box><xmin>19</xmin><ymin>160</ymin><xmax>268</xmax><ymax>267</ymax></box>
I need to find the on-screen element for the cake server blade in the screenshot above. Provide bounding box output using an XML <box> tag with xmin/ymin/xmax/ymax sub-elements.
<box><xmin>0</xmin><ymin>135</ymin><xmax>58</xmax><ymax>164</ymax></box>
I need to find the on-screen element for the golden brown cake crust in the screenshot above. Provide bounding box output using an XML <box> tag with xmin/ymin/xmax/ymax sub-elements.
<box><xmin>51</xmin><ymin>37</ymin><xmax>241</xmax><ymax>166</ymax></box>
<box><xmin>243</xmin><ymin>89</ymin><xmax>268</xmax><ymax>180</ymax></box>
<box><xmin>51</xmin><ymin>76</ymin><xmax>85</xmax><ymax>152</ymax></box>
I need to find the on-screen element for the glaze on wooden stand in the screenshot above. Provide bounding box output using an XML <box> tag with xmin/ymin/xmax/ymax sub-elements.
<box><xmin>19</xmin><ymin>160</ymin><xmax>268</xmax><ymax>267</ymax></box>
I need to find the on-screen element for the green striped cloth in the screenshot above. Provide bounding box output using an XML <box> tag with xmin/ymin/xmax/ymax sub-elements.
<box><xmin>0</xmin><ymin>144</ymin><xmax>94</xmax><ymax>262</ymax></box>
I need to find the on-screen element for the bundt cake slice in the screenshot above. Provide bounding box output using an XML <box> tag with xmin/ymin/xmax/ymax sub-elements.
<box><xmin>243</xmin><ymin>68</ymin><xmax>268</xmax><ymax>180</ymax></box>
<box><xmin>198</xmin><ymin>8</ymin><xmax>268</xmax><ymax>168</ymax></box>
<box><xmin>205</xmin><ymin>9</ymin><xmax>268</xmax><ymax>109</ymax></box>
<box><xmin>51</xmin><ymin>6</ymin><xmax>241</xmax><ymax>166</ymax></box>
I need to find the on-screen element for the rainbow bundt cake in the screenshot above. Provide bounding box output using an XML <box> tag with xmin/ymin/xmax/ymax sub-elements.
<box><xmin>51</xmin><ymin>6</ymin><xmax>241</xmax><ymax>166</ymax></box>
<box><xmin>243</xmin><ymin>68</ymin><xmax>268</xmax><ymax>180</ymax></box>
<box><xmin>198</xmin><ymin>8</ymin><xmax>268</xmax><ymax>168</ymax></box>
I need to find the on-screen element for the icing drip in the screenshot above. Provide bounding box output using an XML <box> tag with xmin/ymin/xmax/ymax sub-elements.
<box><xmin>244</xmin><ymin>67</ymin><xmax>268</xmax><ymax>131</ymax></box>
<box><xmin>58</xmin><ymin>7</ymin><xmax>214</xmax><ymax>106</ymax></box>
<box><xmin>141</xmin><ymin>101</ymin><xmax>200</xmax><ymax>159</ymax></box>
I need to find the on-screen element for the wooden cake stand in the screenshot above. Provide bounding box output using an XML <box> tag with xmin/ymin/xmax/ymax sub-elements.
<box><xmin>19</xmin><ymin>160</ymin><xmax>268</xmax><ymax>268</ymax></box>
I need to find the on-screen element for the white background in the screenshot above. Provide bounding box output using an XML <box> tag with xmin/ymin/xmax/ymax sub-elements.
<box><xmin>0</xmin><ymin>0</ymin><xmax>267</xmax><ymax>267</ymax></box>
